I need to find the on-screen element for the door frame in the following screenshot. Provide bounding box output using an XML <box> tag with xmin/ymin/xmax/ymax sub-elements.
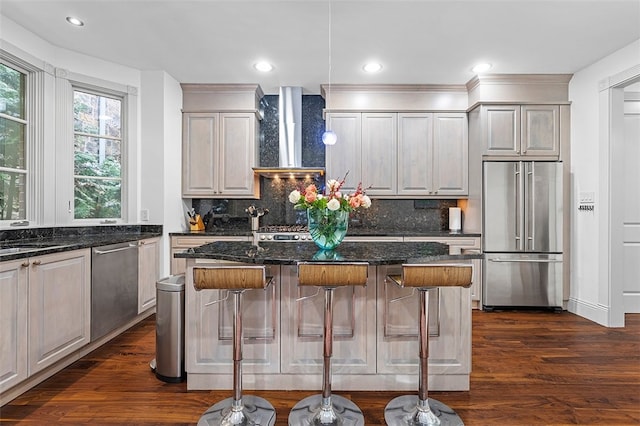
<box><xmin>599</xmin><ymin>64</ymin><xmax>640</xmax><ymax>327</ymax></box>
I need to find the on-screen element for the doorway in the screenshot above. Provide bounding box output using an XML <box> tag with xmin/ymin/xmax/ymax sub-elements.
<box><xmin>601</xmin><ymin>65</ymin><xmax>640</xmax><ymax>327</ymax></box>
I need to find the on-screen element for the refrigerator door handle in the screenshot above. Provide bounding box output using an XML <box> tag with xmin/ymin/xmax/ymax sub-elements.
<box><xmin>527</xmin><ymin>162</ymin><xmax>535</xmax><ymax>251</ymax></box>
<box><xmin>514</xmin><ymin>163</ymin><xmax>523</xmax><ymax>250</ymax></box>
<box><xmin>488</xmin><ymin>258</ymin><xmax>563</xmax><ymax>263</ymax></box>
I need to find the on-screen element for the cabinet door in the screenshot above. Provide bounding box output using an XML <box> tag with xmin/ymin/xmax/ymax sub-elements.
<box><xmin>376</xmin><ymin>266</ymin><xmax>472</xmax><ymax>383</ymax></box>
<box><xmin>138</xmin><ymin>237</ymin><xmax>160</xmax><ymax>313</ymax></box>
<box><xmin>281</xmin><ymin>265</ymin><xmax>377</xmax><ymax>376</ymax></box>
<box><xmin>521</xmin><ymin>105</ymin><xmax>559</xmax><ymax>157</ymax></box>
<box><xmin>433</xmin><ymin>113</ymin><xmax>468</xmax><ymax>196</ymax></box>
<box><xmin>482</xmin><ymin>105</ymin><xmax>520</xmax><ymax>156</ymax></box>
<box><xmin>398</xmin><ymin>113</ymin><xmax>433</xmax><ymax>195</ymax></box>
<box><xmin>0</xmin><ymin>259</ymin><xmax>28</xmax><ymax>393</ymax></box>
<box><xmin>362</xmin><ymin>113</ymin><xmax>397</xmax><ymax>196</ymax></box>
<box><xmin>325</xmin><ymin>113</ymin><xmax>362</xmax><ymax>192</ymax></box>
<box><xmin>218</xmin><ymin>113</ymin><xmax>258</xmax><ymax>197</ymax></box>
<box><xmin>182</xmin><ymin>113</ymin><xmax>218</xmax><ymax>196</ymax></box>
<box><xmin>185</xmin><ymin>262</ymin><xmax>280</xmax><ymax>375</ymax></box>
<box><xmin>28</xmin><ymin>250</ymin><xmax>91</xmax><ymax>374</ymax></box>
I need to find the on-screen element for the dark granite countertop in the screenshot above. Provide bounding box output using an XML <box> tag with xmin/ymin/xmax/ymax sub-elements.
<box><xmin>169</xmin><ymin>229</ymin><xmax>481</xmax><ymax>238</ymax></box>
<box><xmin>0</xmin><ymin>225</ymin><xmax>162</xmax><ymax>262</ymax></box>
<box><xmin>175</xmin><ymin>241</ymin><xmax>483</xmax><ymax>265</ymax></box>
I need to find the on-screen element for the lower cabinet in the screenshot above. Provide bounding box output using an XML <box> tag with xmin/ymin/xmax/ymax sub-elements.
<box><xmin>185</xmin><ymin>261</ymin><xmax>280</xmax><ymax>389</ymax></box>
<box><xmin>0</xmin><ymin>258</ymin><xmax>28</xmax><ymax>393</ymax></box>
<box><xmin>138</xmin><ymin>237</ymin><xmax>160</xmax><ymax>313</ymax></box>
<box><xmin>376</xmin><ymin>265</ymin><xmax>471</xmax><ymax>389</ymax></box>
<box><xmin>2</xmin><ymin>240</ymin><xmax>158</xmax><ymax>402</ymax></box>
<box><xmin>280</xmin><ymin>265</ymin><xmax>377</xmax><ymax>375</ymax></box>
<box><xmin>184</xmin><ymin>256</ymin><xmax>472</xmax><ymax>391</ymax></box>
<box><xmin>28</xmin><ymin>250</ymin><xmax>91</xmax><ymax>375</ymax></box>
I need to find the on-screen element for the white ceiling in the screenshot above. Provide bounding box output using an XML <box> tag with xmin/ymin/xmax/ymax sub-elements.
<box><xmin>2</xmin><ymin>0</ymin><xmax>639</xmax><ymax>94</ymax></box>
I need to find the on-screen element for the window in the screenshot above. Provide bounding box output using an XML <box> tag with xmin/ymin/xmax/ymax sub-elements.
<box><xmin>73</xmin><ymin>89</ymin><xmax>123</xmax><ymax>219</ymax></box>
<box><xmin>0</xmin><ymin>62</ymin><xmax>27</xmax><ymax>221</ymax></box>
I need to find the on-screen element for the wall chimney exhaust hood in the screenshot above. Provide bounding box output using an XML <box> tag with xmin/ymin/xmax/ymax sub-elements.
<box><xmin>253</xmin><ymin>86</ymin><xmax>325</xmax><ymax>179</ymax></box>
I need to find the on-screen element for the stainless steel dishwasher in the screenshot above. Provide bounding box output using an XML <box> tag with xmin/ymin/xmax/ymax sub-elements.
<box><xmin>91</xmin><ymin>241</ymin><xmax>139</xmax><ymax>341</ymax></box>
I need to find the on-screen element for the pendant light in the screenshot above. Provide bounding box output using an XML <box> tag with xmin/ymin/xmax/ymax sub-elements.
<box><xmin>322</xmin><ymin>0</ymin><xmax>337</xmax><ymax>146</ymax></box>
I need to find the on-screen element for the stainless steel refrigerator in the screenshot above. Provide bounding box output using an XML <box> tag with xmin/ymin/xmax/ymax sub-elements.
<box><xmin>482</xmin><ymin>161</ymin><xmax>563</xmax><ymax>310</ymax></box>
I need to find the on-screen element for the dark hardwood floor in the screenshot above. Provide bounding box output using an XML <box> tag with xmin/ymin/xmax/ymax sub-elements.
<box><xmin>2</xmin><ymin>310</ymin><xmax>639</xmax><ymax>425</ymax></box>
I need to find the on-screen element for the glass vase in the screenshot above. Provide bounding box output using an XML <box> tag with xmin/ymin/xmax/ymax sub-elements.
<box><xmin>307</xmin><ymin>208</ymin><xmax>349</xmax><ymax>250</ymax></box>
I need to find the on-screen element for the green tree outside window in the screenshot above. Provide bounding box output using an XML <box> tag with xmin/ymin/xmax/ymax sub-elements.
<box><xmin>73</xmin><ymin>90</ymin><xmax>123</xmax><ymax>219</ymax></box>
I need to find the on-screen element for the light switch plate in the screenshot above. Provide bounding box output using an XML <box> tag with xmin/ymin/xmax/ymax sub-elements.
<box><xmin>141</xmin><ymin>209</ymin><xmax>149</xmax><ymax>221</ymax></box>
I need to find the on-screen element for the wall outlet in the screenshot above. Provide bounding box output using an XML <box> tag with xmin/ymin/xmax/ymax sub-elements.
<box><xmin>140</xmin><ymin>209</ymin><xmax>149</xmax><ymax>221</ymax></box>
<box><xmin>579</xmin><ymin>192</ymin><xmax>595</xmax><ymax>203</ymax></box>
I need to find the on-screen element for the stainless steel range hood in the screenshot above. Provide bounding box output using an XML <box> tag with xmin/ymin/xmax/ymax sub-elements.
<box><xmin>253</xmin><ymin>86</ymin><xmax>324</xmax><ymax>179</ymax></box>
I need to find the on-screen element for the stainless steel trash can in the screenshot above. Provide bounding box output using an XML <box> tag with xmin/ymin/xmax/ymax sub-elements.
<box><xmin>154</xmin><ymin>274</ymin><xmax>185</xmax><ymax>382</ymax></box>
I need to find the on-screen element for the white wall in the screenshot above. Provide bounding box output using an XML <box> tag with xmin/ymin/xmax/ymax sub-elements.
<box><xmin>568</xmin><ymin>39</ymin><xmax>640</xmax><ymax>325</ymax></box>
<box><xmin>140</xmin><ymin>70</ymin><xmax>184</xmax><ymax>277</ymax></box>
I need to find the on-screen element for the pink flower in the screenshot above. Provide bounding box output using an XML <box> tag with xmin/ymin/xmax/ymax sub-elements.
<box><xmin>305</xmin><ymin>191</ymin><xmax>317</xmax><ymax>203</ymax></box>
<box><xmin>349</xmin><ymin>196</ymin><xmax>361</xmax><ymax>209</ymax></box>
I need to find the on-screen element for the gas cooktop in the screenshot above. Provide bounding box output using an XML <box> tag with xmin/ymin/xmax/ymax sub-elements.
<box><xmin>255</xmin><ymin>225</ymin><xmax>312</xmax><ymax>242</ymax></box>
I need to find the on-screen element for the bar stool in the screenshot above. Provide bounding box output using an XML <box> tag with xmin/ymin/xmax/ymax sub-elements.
<box><xmin>288</xmin><ymin>262</ymin><xmax>369</xmax><ymax>426</ymax></box>
<box><xmin>193</xmin><ymin>265</ymin><xmax>276</xmax><ymax>426</ymax></box>
<box><xmin>384</xmin><ymin>263</ymin><xmax>473</xmax><ymax>426</ymax></box>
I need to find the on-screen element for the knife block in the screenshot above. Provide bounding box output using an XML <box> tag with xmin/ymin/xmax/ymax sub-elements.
<box><xmin>190</xmin><ymin>214</ymin><xmax>205</xmax><ymax>231</ymax></box>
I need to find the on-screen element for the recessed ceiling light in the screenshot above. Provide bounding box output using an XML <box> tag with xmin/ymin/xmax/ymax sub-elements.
<box><xmin>254</xmin><ymin>61</ymin><xmax>273</xmax><ymax>72</ymax></box>
<box><xmin>65</xmin><ymin>16</ymin><xmax>84</xmax><ymax>26</ymax></box>
<box><xmin>472</xmin><ymin>62</ymin><xmax>492</xmax><ymax>73</ymax></box>
<box><xmin>363</xmin><ymin>62</ymin><xmax>383</xmax><ymax>73</ymax></box>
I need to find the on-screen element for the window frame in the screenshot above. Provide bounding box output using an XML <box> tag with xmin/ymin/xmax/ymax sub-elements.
<box><xmin>0</xmin><ymin>50</ymin><xmax>43</xmax><ymax>227</ymax></box>
<box><xmin>72</xmin><ymin>85</ymin><xmax>126</xmax><ymax>222</ymax></box>
<box><xmin>56</xmin><ymin>70</ymin><xmax>138</xmax><ymax>226</ymax></box>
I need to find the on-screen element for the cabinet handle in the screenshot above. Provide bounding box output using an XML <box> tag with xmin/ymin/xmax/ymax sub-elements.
<box><xmin>21</xmin><ymin>261</ymin><xmax>30</xmax><ymax>268</ymax></box>
<box><xmin>32</xmin><ymin>260</ymin><xmax>42</xmax><ymax>266</ymax></box>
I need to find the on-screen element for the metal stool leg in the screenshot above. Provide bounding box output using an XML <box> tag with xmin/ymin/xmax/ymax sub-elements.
<box><xmin>384</xmin><ymin>289</ymin><xmax>464</xmax><ymax>426</ymax></box>
<box><xmin>198</xmin><ymin>290</ymin><xmax>276</xmax><ymax>426</ymax></box>
<box><xmin>288</xmin><ymin>288</ymin><xmax>365</xmax><ymax>426</ymax></box>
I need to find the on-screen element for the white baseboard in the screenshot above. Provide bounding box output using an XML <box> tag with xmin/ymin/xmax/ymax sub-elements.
<box><xmin>567</xmin><ymin>297</ymin><xmax>611</xmax><ymax>327</ymax></box>
<box><xmin>623</xmin><ymin>292</ymin><xmax>640</xmax><ymax>313</ymax></box>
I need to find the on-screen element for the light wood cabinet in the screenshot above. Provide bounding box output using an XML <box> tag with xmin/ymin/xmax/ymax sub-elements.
<box><xmin>398</xmin><ymin>112</ymin><xmax>469</xmax><ymax>196</ymax></box>
<box><xmin>28</xmin><ymin>249</ymin><xmax>91</xmax><ymax>375</ymax></box>
<box><xmin>182</xmin><ymin>112</ymin><xmax>259</xmax><ymax>198</ymax></box>
<box><xmin>327</xmin><ymin>112</ymin><xmax>468</xmax><ymax>197</ymax></box>
<box><xmin>482</xmin><ymin>104</ymin><xmax>560</xmax><ymax>157</ymax></box>
<box><xmin>184</xmin><ymin>257</ymin><xmax>472</xmax><ymax>391</ymax></box>
<box><xmin>138</xmin><ymin>237</ymin><xmax>160</xmax><ymax>313</ymax></box>
<box><xmin>280</xmin><ymin>264</ymin><xmax>377</xmax><ymax>376</ymax></box>
<box><xmin>0</xmin><ymin>259</ymin><xmax>28</xmax><ymax>393</ymax></box>
<box><xmin>324</xmin><ymin>112</ymin><xmax>362</xmax><ymax>193</ymax></box>
<box><xmin>376</xmin><ymin>265</ymin><xmax>471</xmax><ymax>389</ymax></box>
<box><xmin>185</xmin><ymin>261</ymin><xmax>280</xmax><ymax>385</ymax></box>
<box><xmin>361</xmin><ymin>113</ymin><xmax>398</xmax><ymax>196</ymax></box>
<box><xmin>170</xmin><ymin>235</ymin><xmax>251</xmax><ymax>275</ymax></box>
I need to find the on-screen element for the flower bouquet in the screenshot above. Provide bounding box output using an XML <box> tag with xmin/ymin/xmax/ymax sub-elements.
<box><xmin>288</xmin><ymin>175</ymin><xmax>371</xmax><ymax>250</ymax></box>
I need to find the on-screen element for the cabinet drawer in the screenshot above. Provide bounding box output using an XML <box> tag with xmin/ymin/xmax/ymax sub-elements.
<box><xmin>171</xmin><ymin>235</ymin><xmax>249</xmax><ymax>249</ymax></box>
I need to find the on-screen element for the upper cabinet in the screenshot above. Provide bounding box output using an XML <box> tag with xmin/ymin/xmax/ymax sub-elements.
<box><xmin>482</xmin><ymin>104</ymin><xmax>560</xmax><ymax>157</ymax></box>
<box><xmin>326</xmin><ymin>111</ymin><xmax>468</xmax><ymax>197</ymax></box>
<box><xmin>322</xmin><ymin>85</ymin><xmax>469</xmax><ymax>198</ymax></box>
<box><xmin>465</xmin><ymin>74</ymin><xmax>572</xmax><ymax>161</ymax></box>
<box><xmin>181</xmin><ymin>84</ymin><xmax>263</xmax><ymax>198</ymax></box>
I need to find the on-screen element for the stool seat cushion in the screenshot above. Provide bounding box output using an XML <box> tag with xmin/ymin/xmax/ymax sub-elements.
<box><xmin>193</xmin><ymin>266</ymin><xmax>271</xmax><ymax>290</ymax></box>
<box><xmin>297</xmin><ymin>262</ymin><xmax>368</xmax><ymax>287</ymax></box>
<box><xmin>389</xmin><ymin>264</ymin><xmax>473</xmax><ymax>289</ymax></box>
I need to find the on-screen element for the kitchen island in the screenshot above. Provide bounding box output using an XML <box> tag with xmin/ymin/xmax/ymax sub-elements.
<box><xmin>176</xmin><ymin>241</ymin><xmax>482</xmax><ymax>392</ymax></box>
